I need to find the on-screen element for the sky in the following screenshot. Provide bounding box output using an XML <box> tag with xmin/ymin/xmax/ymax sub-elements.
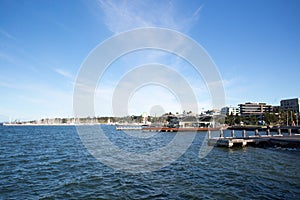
<box><xmin>0</xmin><ymin>0</ymin><xmax>300</xmax><ymax>121</ymax></box>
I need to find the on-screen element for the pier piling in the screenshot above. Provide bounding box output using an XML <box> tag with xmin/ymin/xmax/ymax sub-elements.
<box><xmin>255</xmin><ymin>129</ymin><xmax>259</xmax><ymax>136</ymax></box>
<box><xmin>231</xmin><ymin>130</ymin><xmax>235</xmax><ymax>138</ymax></box>
<box><xmin>278</xmin><ymin>128</ymin><xmax>281</xmax><ymax>135</ymax></box>
<box><xmin>266</xmin><ymin>129</ymin><xmax>270</xmax><ymax>136</ymax></box>
<box><xmin>219</xmin><ymin>129</ymin><xmax>223</xmax><ymax>138</ymax></box>
<box><xmin>208</xmin><ymin>130</ymin><xmax>211</xmax><ymax>139</ymax></box>
<box><xmin>242</xmin><ymin>130</ymin><xmax>246</xmax><ymax>138</ymax></box>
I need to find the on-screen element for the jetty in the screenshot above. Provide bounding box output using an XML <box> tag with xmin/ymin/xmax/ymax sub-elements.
<box><xmin>116</xmin><ymin>125</ymin><xmax>225</xmax><ymax>132</ymax></box>
<box><xmin>208</xmin><ymin>129</ymin><xmax>300</xmax><ymax>148</ymax></box>
<box><xmin>116</xmin><ymin>125</ymin><xmax>142</xmax><ymax>131</ymax></box>
<box><xmin>142</xmin><ymin>127</ymin><xmax>223</xmax><ymax>132</ymax></box>
<box><xmin>229</xmin><ymin>125</ymin><xmax>300</xmax><ymax>133</ymax></box>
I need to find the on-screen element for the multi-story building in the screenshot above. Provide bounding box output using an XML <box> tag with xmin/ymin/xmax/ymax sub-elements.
<box><xmin>280</xmin><ymin>98</ymin><xmax>300</xmax><ymax>113</ymax></box>
<box><xmin>272</xmin><ymin>106</ymin><xmax>280</xmax><ymax>114</ymax></box>
<box><xmin>221</xmin><ymin>106</ymin><xmax>240</xmax><ymax>116</ymax></box>
<box><xmin>238</xmin><ymin>102</ymin><xmax>273</xmax><ymax>117</ymax></box>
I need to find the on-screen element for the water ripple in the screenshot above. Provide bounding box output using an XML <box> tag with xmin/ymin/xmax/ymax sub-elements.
<box><xmin>0</xmin><ymin>126</ymin><xmax>299</xmax><ymax>199</ymax></box>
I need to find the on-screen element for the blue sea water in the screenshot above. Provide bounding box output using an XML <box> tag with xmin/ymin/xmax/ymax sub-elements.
<box><xmin>0</xmin><ymin>125</ymin><xmax>299</xmax><ymax>199</ymax></box>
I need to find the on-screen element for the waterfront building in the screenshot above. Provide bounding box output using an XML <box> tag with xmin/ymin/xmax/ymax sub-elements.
<box><xmin>280</xmin><ymin>98</ymin><xmax>300</xmax><ymax>113</ymax></box>
<box><xmin>221</xmin><ymin>106</ymin><xmax>240</xmax><ymax>116</ymax></box>
<box><xmin>272</xmin><ymin>106</ymin><xmax>280</xmax><ymax>114</ymax></box>
<box><xmin>179</xmin><ymin>116</ymin><xmax>212</xmax><ymax>128</ymax></box>
<box><xmin>238</xmin><ymin>102</ymin><xmax>273</xmax><ymax>117</ymax></box>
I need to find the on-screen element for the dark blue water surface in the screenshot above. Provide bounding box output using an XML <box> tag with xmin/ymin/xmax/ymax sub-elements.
<box><xmin>0</xmin><ymin>125</ymin><xmax>299</xmax><ymax>199</ymax></box>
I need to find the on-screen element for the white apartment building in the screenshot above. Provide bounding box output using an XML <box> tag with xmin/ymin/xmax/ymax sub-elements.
<box><xmin>221</xmin><ymin>106</ymin><xmax>240</xmax><ymax>116</ymax></box>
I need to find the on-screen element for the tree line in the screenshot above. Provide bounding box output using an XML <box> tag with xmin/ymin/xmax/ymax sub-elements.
<box><xmin>225</xmin><ymin>111</ymin><xmax>299</xmax><ymax>126</ymax></box>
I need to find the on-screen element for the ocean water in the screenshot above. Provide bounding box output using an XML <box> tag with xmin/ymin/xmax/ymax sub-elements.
<box><xmin>0</xmin><ymin>125</ymin><xmax>299</xmax><ymax>199</ymax></box>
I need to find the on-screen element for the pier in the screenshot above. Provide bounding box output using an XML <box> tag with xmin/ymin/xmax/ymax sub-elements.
<box><xmin>142</xmin><ymin>127</ymin><xmax>222</xmax><ymax>132</ymax></box>
<box><xmin>229</xmin><ymin>125</ymin><xmax>300</xmax><ymax>134</ymax></box>
<box><xmin>116</xmin><ymin>125</ymin><xmax>142</xmax><ymax>130</ymax></box>
<box><xmin>208</xmin><ymin>129</ymin><xmax>300</xmax><ymax>148</ymax></box>
<box><xmin>116</xmin><ymin>125</ymin><xmax>224</xmax><ymax>132</ymax></box>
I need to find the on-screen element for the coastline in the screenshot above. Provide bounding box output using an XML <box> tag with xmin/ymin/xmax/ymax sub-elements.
<box><xmin>2</xmin><ymin>123</ymin><xmax>112</xmax><ymax>126</ymax></box>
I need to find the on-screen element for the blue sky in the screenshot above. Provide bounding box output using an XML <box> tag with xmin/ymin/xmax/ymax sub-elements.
<box><xmin>0</xmin><ymin>0</ymin><xmax>299</xmax><ymax>121</ymax></box>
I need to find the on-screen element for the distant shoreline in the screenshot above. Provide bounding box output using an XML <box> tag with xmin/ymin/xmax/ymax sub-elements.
<box><xmin>2</xmin><ymin>123</ymin><xmax>112</xmax><ymax>126</ymax></box>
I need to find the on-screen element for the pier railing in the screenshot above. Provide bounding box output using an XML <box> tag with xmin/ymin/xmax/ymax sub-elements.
<box><xmin>207</xmin><ymin>128</ymin><xmax>300</xmax><ymax>148</ymax></box>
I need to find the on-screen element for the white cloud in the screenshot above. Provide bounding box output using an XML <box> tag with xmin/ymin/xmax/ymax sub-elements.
<box><xmin>97</xmin><ymin>0</ymin><xmax>202</xmax><ymax>33</ymax></box>
<box><xmin>87</xmin><ymin>0</ymin><xmax>218</xmax><ymax>116</ymax></box>
<box><xmin>54</xmin><ymin>68</ymin><xmax>74</xmax><ymax>79</ymax></box>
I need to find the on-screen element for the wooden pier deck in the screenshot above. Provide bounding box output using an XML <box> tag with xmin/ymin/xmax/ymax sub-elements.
<box><xmin>208</xmin><ymin>134</ymin><xmax>300</xmax><ymax>148</ymax></box>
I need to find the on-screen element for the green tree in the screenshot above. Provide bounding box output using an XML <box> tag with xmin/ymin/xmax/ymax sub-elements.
<box><xmin>62</xmin><ymin>118</ymin><xmax>67</xmax><ymax>123</ymax></box>
<box><xmin>249</xmin><ymin>114</ymin><xmax>257</xmax><ymax>125</ymax></box>
<box><xmin>225</xmin><ymin>113</ymin><xmax>234</xmax><ymax>125</ymax></box>
<box><xmin>234</xmin><ymin>114</ymin><xmax>241</xmax><ymax>125</ymax></box>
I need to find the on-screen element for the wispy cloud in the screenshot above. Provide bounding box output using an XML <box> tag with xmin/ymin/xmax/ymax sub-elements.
<box><xmin>90</xmin><ymin>0</ymin><xmax>221</xmax><ymax>115</ymax></box>
<box><xmin>54</xmin><ymin>68</ymin><xmax>74</xmax><ymax>79</ymax></box>
<box><xmin>0</xmin><ymin>51</ymin><xmax>16</xmax><ymax>64</ymax></box>
<box><xmin>97</xmin><ymin>0</ymin><xmax>202</xmax><ymax>33</ymax></box>
<box><xmin>0</xmin><ymin>80</ymin><xmax>73</xmax><ymax>120</ymax></box>
<box><xmin>0</xmin><ymin>28</ymin><xmax>16</xmax><ymax>40</ymax></box>
<box><xmin>0</xmin><ymin>81</ymin><xmax>18</xmax><ymax>89</ymax></box>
